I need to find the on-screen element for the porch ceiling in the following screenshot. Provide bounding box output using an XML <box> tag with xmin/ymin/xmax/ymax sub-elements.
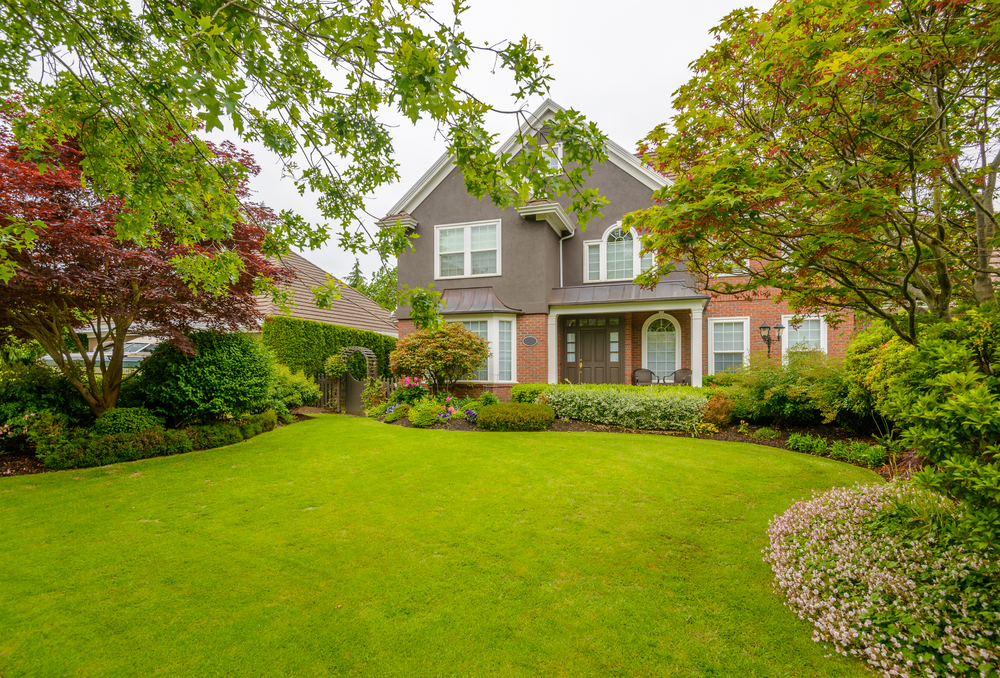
<box><xmin>549</xmin><ymin>282</ymin><xmax>708</xmax><ymax>306</ymax></box>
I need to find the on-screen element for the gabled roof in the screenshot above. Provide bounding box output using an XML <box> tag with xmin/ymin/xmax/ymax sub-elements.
<box><xmin>256</xmin><ymin>251</ymin><xmax>398</xmax><ymax>337</ymax></box>
<box><xmin>384</xmin><ymin>99</ymin><xmax>671</xmax><ymax>219</ymax></box>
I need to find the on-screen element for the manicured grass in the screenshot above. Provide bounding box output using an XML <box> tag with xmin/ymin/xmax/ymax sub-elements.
<box><xmin>0</xmin><ymin>415</ymin><xmax>880</xmax><ymax>677</ymax></box>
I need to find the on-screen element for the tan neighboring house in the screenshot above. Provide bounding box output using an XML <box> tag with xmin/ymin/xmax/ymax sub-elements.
<box><xmin>257</xmin><ymin>250</ymin><xmax>398</xmax><ymax>337</ymax></box>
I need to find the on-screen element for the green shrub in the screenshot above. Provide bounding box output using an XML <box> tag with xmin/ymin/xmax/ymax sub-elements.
<box><xmin>408</xmin><ymin>399</ymin><xmax>444</xmax><ymax>428</ymax></box>
<box><xmin>480</xmin><ymin>392</ymin><xmax>500</xmax><ymax>407</ymax></box>
<box><xmin>723</xmin><ymin>350</ymin><xmax>848</xmax><ymax>425</ymax></box>
<box><xmin>261</xmin><ymin>316</ymin><xmax>396</xmax><ymax>379</ymax></box>
<box><xmin>368</xmin><ymin>401</ymin><xmax>392</xmax><ymax>419</ymax></box>
<box><xmin>510</xmin><ymin>384</ymin><xmax>549</xmax><ymax>404</ymax></box>
<box><xmin>247</xmin><ymin>409</ymin><xmax>278</xmax><ymax>434</ymax></box>
<box><xmin>847</xmin><ymin>442</ymin><xmax>887</xmax><ymax>468</ymax></box>
<box><xmin>39</xmin><ymin>427</ymin><xmax>193</xmax><ymax>470</ymax></box>
<box><xmin>268</xmin><ymin>365</ymin><xmax>320</xmax><ymax>416</ymax></box>
<box><xmin>828</xmin><ymin>440</ymin><xmax>850</xmax><ymax>462</ymax></box>
<box><xmin>701</xmin><ymin>391</ymin><xmax>735</xmax><ymax>427</ymax></box>
<box><xmin>0</xmin><ymin>363</ymin><xmax>92</xmax><ymax>435</ymax></box>
<box><xmin>277</xmin><ymin>410</ymin><xmax>293</xmax><ymax>425</ymax></box>
<box><xmin>751</xmin><ymin>427</ymin><xmax>780</xmax><ymax>440</ymax></box>
<box><xmin>93</xmin><ymin>407</ymin><xmax>163</xmax><ymax>436</ymax></box>
<box><xmin>384</xmin><ymin>403</ymin><xmax>410</xmax><ymax>423</ymax></box>
<box><xmin>135</xmin><ymin>331</ymin><xmax>276</xmax><ymax>425</ymax></box>
<box><xmin>843</xmin><ymin>321</ymin><xmax>915</xmax><ymax>422</ymax></box>
<box><xmin>389</xmin><ymin>323</ymin><xmax>489</xmax><ymax>394</ymax></box>
<box><xmin>786</xmin><ymin>433</ymin><xmax>827</xmax><ymax>455</ymax></box>
<box><xmin>476</xmin><ymin>403</ymin><xmax>554</xmax><ymax>431</ymax></box>
<box><xmin>389</xmin><ymin>376</ymin><xmax>429</xmax><ymax>405</ymax></box>
<box><xmin>183</xmin><ymin>423</ymin><xmax>245</xmax><ymax>450</ymax></box>
<box><xmin>544</xmin><ymin>384</ymin><xmax>707</xmax><ymax>432</ymax></box>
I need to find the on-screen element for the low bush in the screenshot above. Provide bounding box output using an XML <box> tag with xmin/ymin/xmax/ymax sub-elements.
<box><xmin>786</xmin><ymin>432</ymin><xmax>827</xmax><ymax>455</ymax></box>
<box><xmin>183</xmin><ymin>423</ymin><xmax>245</xmax><ymax>450</ymax></box>
<box><xmin>388</xmin><ymin>376</ymin><xmax>429</xmax><ymax>405</ymax></box>
<box><xmin>269</xmin><ymin>365</ymin><xmax>320</xmax><ymax>416</ymax></box>
<box><xmin>480</xmin><ymin>392</ymin><xmax>500</xmax><ymax>406</ymax></box>
<box><xmin>751</xmin><ymin>427</ymin><xmax>780</xmax><ymax>440</ymax></box>
<box><xmin>367</xmin><ymin>401</ymin><xmax>392</xmax><ymax>419</ymax></box>
<box><xmin>0</xmin><ymin>363</ymin><xmax>92</xmax><ymax>437</ymax></box>
<box><xmin>238</xmin><ymin>410</ymin><xmax>278</xmax><ymax>439</ymax></box>
<box><xmin>463</xmin><ymin>407</ymin><xmax>479</xmax><ymax>424</ymax></box>
<box><xmin>383</xmin><ymin>403</ymin><xmax>410</xmax><ymax>423</ymax></box>
<box><xmin>476</xmin><ymin>403</ymin><xmax>554</xmax><ymax>432</ymax></box>
<box><xmin>700</xmin><ymin>391</ymin><xmax>735</xmax><ymax>427</ymax></box>
<box><xmin>766</xmin><ymin>483</ymin><xmax>999</xmax><ymax>678</ymax></box>
<box><xmin>93</xmin><ymin>407</ymin><xmax>164</xmax><ymax>436</ymax></box>
<box><xmin>34</xmin><ymin>424</ymin><xmax>193</xmax><ymax>470</ymax></box>
<box><xmin>544</xmin><ymin>384</ymin><xmax>707</xmax><ymax>432</ymax></box>
<box><xmin>408</xmin><ymin>399</ymin><xmax>444</xmax><ymax>428</ymax></box>
<box><xmin>510</xmin><ymin>384</ymin><xmax>549</xmax><ymax>404</ymax></box>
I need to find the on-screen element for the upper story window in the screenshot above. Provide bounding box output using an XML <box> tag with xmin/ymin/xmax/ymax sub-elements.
<box><xmin>584</xmin><ymin>222</ymin><xmax>654</xmax><ymax>283</ymax></box>
<box><xmin>545</xmin><ymin>142</ymin><xmax>563</xmax><ymax>174</ymax></box>
<box><xmin>434</xmin><ymin>220</ymin><xmax>501</xmax><ymax>280</ymax></box>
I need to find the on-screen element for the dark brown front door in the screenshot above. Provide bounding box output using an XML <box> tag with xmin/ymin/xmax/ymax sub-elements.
<box><xmin>580</xmin><ymin>329</ymin><xmax>608</xmax><ymax>384</ymax></box>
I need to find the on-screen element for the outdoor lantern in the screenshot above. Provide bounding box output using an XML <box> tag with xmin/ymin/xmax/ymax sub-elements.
<box><xmin>758</xmin><ymin>322</ymin><xmax>770</xmax><ymax>341</ymax></box>
<box><xmin>775</xmin><ymin>323</ymin><xmax>785</xmax><ymax>341</ymax></box>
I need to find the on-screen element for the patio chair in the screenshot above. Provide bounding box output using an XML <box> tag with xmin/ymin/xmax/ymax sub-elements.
<box><xmin>661</xmin><ymin>368</ymin><xmax>693</xmax><ymax>386</ymax></box>
<box><xmin>632</xmin><ymin>368</ymin><xmax>657</xmax><ymax>386</ymax></box>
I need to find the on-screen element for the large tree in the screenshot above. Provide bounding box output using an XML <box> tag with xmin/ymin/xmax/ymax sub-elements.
<box><xmin>627</xmin><ymin>0</ymin><xmax>1000</xmax><ymax>344</ymax></box>
<box><xmin>0</xmin><ymin>0</ymin><xmax>609</xmax><ymax>289</ymax></box>
<box><xmin>0</xmin><ymin>120</ymin><xmax>292</xmax><ymax>416</ymax></box>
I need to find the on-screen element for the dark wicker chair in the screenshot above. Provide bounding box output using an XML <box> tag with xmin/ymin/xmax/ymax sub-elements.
<box><xmin>662</xmin><ymin>368</ymin><xmax>693</xmax><ymax>386</ymax></box>
<box><xmin>632</xmin><ymin>368</ymin><xmax>656</xmax><ymax>386</ymax></box>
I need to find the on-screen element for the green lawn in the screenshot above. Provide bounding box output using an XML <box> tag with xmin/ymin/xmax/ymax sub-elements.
<box><xmin>0</xmin><ymin>415</ymin><xmax>879</xmax><ymax>678</ymax></box>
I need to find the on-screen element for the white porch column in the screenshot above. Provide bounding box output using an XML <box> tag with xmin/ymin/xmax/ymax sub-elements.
<box><xmin>547</xmin><ymin>312</ymin><xmax>559</xmax><ymax>384</ymax></box>
<box><xmin>691</xmin><ymin>305</ymin><xmax>704</xmax><ymax>387</ymax></box>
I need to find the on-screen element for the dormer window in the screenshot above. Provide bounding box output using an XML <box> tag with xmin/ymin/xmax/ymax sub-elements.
<box><xmin>584</xmin><ymin>222</ymin><xmax>653</xmax><ymax>283</ymax></box>
<box><xmin>434</xmin><ymin>220</ymin><xmax>501</xmax><ymax>280</ymax></box>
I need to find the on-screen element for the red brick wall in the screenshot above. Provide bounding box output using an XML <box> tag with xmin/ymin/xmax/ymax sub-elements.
<box><xmin>398</xmin><ymin>318</ymin><xmax>417</xmax><ymax>340</ymax></box>
<box><xmin>628</xmin><ymin>310</ymin><xmax>693</xmax><ymax>380</ymax></box>
<box><xmin>516</xmin><ymin>314</ymin><xmax>548</xmax><ymax>385</ymax></box>
<box><xmin>700</xmin><ymin>281</ymin><xmax>855</xmax><ymax>375</ymax></box>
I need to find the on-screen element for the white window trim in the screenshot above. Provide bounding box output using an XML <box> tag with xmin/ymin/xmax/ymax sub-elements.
<box><xmin>447</xmin><ymin>314</ymin><xmax>517</xmax><ymax>383</ymax></box>
<box><xmin>641</xmin><ymin>312</ymin><xmax>682</xmax><ymax>375</ymax></box>
<box><xmin>545</xmin><ymin>141</ymin><xmax>563</xmax><ymax>174</ymax></box>
<box><xmin>781</xmin><ymin>314</ymin><xmax>828</xmax><ymax>354</ymax></box>
<box><xmin>583</xmin><ymin>221</ymin><xmax>647</xmax><ymax>283</ymax></box>
<box><xmin>433</xmin><ymin>219</ymin><xmax>502</xmax><ymax>281</ymax></box>
<box><xmin>707</xmin><ymin>316</ymin><xmax>751</xmax><ymax>375</ymax></box>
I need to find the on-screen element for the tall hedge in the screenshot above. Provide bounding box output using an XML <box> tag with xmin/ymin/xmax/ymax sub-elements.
<box><xmin>261</xmin><ymin>316</ymin><xmax>397</xmax><ymax>378</ymax></box>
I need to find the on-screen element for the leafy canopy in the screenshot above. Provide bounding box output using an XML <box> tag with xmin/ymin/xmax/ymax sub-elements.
<box><xmin>0</xmin><ymin>0</ymin><xmax>608</xmax><ymax>287</ymax></box>
<box><xmin>628</xmin><ymin>0</ymin><xmax>1000</xmax><ymax>344</ymax></box>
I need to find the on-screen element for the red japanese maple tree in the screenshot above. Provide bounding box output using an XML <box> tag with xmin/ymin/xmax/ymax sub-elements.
<box><xmin>0</xmin><ymin>120</ymin><xmax>292</xmax><ymax>416</ymax></box>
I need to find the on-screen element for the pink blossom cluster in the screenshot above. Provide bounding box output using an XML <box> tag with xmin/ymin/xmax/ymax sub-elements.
<box><xmin>764</xmin><ymin>483</ymin><xmax>998</xmax><ymax>678</ymax></box>
<box><xmin>399</xmin><ymin>376</ymin><xmax>424</xmax><ymax>389</ymax></box>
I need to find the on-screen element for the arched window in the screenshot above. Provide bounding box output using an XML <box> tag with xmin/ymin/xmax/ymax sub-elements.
<box><xmin>642</xmin><ymin>313</ymin><xmax>681</xmax><ymax>375</ymax></box>
<box><xmin>584</xmin><ymin>222</ymin><xmax>654</xmax><ymax>282</ymax></box>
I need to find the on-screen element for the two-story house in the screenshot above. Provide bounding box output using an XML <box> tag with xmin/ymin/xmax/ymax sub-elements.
<box><xmin>385</xmin><ymin>100</ymin><xmax>854</xmax><ymax>398</ymax></box>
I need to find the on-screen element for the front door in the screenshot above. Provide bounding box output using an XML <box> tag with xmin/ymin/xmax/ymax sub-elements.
<box><xmin>580</xmin><ymin>328</ymin><xmax>608</xmax><ymax>384</ymax></box>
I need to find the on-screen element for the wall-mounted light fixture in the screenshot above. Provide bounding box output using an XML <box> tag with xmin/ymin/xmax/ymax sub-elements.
<box><xmin>759</xmin><ymin>322</ymin><xmax>785</xmax><ymax>358</ymax></box>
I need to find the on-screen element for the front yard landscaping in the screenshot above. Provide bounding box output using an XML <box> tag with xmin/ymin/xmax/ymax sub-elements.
<box><xmin>1</xmin><ymin>414</ymin><xmax>878</xmax><ymax>678</ymax></box>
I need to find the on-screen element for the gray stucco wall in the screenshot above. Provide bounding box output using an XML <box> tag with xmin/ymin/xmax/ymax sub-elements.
<box><xmin>395</xmin><ymin>155</ymin><xmax>697</xmax><ymax>319</ymax></box>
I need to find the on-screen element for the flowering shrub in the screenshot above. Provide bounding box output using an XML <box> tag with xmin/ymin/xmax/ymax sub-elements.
<box><xmin>389</xmin><ymin>376</ymin><xmax>429</xmax><ymax>405</ymax></box>
<box><xmin>765</xmin><ymin>483</ymin><xmax>999</xmax><ymax>678</ymax></box>
<box><xmin>384</xmin><ymin>403</ymin><xmax>410</xmax><ymax>424</ymax></box>
<box><xmin>409</xmin><ymin>399</ymin><xmax>444</xmax><ymax>428</ymax></box>
<box><xmin>463</xmin><ymin>408</ymin><xmax>478</xmax><ymax>424</ymax></box>
<box><xmin>544</xmin><ymin>384</ymin><xmax>707</xmax><ymax>432</ymax></box>
<box><xmin>389</xmin><ymin>323</ymin><xmax>489</xmax><ymax>394</ymax></box>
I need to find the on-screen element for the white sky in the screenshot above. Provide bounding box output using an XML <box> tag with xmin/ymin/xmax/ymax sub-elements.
<box><xmin>238</xmin><ymin>0</ymin><xmax>768</xmax><ymax>281</ymax></box>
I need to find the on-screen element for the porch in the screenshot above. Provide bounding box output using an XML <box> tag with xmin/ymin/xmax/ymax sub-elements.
<box><xmin>546</xmin><ymin>301</ymin><xmax>708</xmax><ymax>387</ymax></box>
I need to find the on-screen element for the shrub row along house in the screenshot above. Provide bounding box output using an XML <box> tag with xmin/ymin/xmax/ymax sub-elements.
<box><xmin>384</xmin><ymin>100</ymin><xmax>854</xmax><ymax>398</ymax></box>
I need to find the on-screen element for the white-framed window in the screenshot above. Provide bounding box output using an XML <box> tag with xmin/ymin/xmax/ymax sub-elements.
<box><xmin>434</xmin><ymin>219</ymin><xmax>501</xmax><ymax>280</ymax></box>
<box><xmin>781</xmin><ymin>314</ymin><xmax>828</xmax><ymax>354</ymax></box>
<box><xmin>583</xmin><ymin>221</ymin><xmax>653</xmax><ymax>283</ymax></box>
<box><xmin>449</xmin><ymin>315</ymin><xmax>517</xmax><ymax>383</ymax></box>
<box><xmin>641</xmin><ymin>312</ymin><xmax>682</xmax><ymax>376</ymax></box>
<box><xmin>544</xmin><ymin>142</ymin><xmax>563</xmax><ymax>174</ymax></box>
<box><xmin>708</xmin><ymin>316</ymin><xmax>750</xmax><ymax>374</ymax></box>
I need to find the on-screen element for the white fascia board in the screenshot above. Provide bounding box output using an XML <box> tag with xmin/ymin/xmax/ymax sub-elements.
<box><xmin>515</xmin><ymin>201</ymin><xmax>575</xmax><ymax>236</ymax></box>
<box><xmin>386</xmin><ymin>151</ymin><xmax>454</xmax><ymax>218</ymax></box>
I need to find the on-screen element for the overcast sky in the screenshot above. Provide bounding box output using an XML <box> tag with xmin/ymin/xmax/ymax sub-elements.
<box><xmin>238</xmin><ymin>0</ymin><xmax>769</xmax><ymax>281</ymax></box>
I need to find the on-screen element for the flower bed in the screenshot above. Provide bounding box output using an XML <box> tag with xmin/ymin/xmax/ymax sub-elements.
<box><xmin>764</xmin><ymin>483</ymin><xmax>999</xmax><ymax>678</ymax></box>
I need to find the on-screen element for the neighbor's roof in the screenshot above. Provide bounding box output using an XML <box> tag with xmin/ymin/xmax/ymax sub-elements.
<box><xmin>256</xmin><ymin>251</ymin><xmax>398</xmax><ymax>337</ymax></box>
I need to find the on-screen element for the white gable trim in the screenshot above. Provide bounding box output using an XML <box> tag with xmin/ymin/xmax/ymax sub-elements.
<box><xmin>386</xmin><ymin>99</ymin><xmax>670</xmax><ymax>217</ymax></box>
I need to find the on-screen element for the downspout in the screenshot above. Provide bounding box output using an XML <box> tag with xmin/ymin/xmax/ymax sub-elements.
<box><xmin>558</xmin><ymin>226</ymin><xmax>576</xmax><ymax>288</ymax></box>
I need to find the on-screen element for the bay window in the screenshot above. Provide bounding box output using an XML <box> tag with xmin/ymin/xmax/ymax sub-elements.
<box><xmin>453</xmin><ymin>315</ymin><xmax>516</xmax><ymax>382</ymax></box>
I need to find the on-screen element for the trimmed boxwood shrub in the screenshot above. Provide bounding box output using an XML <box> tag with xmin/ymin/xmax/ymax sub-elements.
<box><xmin>261</xmin><ymin>316</ymin><xmax>396</xmax><ymax>379</ymax></box>
<box><xmin>510</xmin><ymin>384</ymin><xmax>549</xmax><ymax>404</ymax></box>
<box><xmin>384</xmin><ymin>403</ymin><xmax>410</xmax><ymax>423</ymax></box>
<box><xmin>477</xmin><ymin>403</ymin><xmax>554</xmax><ymax>432</ymax></box>
<box><xmin>183</xmin><ymin>423</ymin><xmax>245</xmax><ymax>450</ymax></box>
<box><xmin>544</xmin><ymin>384</ymin><xmax>706</xmax><ymax>432</ymax></box>
<box><xmin>40</xmin><ymin>427</ymin><xmax>193</xmax><ymax>470</ymax></box>
<box><xmin>135</xmin><ymin>331</ymin><xmax>276</xmax><ymax>425</ymax></box>
<box><xmin>408</xmin><ymin>400</ymin><xmax>444</xmax><ymax>428</ymax></box>
<box><xmin>93</xmin><ymin>407</ymin><xmax>163</xmax><ymax>435</ymax></box>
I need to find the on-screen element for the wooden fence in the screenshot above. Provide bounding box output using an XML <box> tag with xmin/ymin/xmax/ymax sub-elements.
<box><xmin>314</xmin><ymin>373</ymin><xmax>397</xmax><ymax>413</ymax></box>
